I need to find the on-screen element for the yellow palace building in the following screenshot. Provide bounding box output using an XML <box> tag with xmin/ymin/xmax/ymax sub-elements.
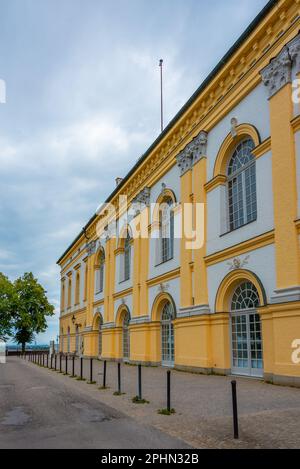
<box><xmin>58</xmin><ymin>0</ymin><xmax>300</xmax><ymax>387</ymax></box>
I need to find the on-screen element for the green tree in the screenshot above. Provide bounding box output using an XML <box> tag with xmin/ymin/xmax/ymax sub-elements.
<box><xmin>14</xmin><ymin>327</ymin><xmax>35</xmax><ymax>350</ymax></box>
<box><xmin>0</xmin><ymin>273</ymin><xmax>16</xmax><ymax>340</ymax></box>
<box><xmin>13</xmin><ymin>272</ymin><xmax>55</xmax><ymax>352</ymax></box>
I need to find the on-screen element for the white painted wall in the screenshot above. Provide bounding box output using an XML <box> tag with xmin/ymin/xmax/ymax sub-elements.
<box><xmin>207</xmin><ymin>151</ymin><xmax>274</xmax><ymax>255</ymax></box>
<box><xmin>149</xmin><ymin>277</ymin><xmax>180</xmax><ymax>319</ymax></box>
<box><xmin>207</xmin><ymin>244</ymin><xmax>276</xmax><ymax>312</ymax></box>
<box><xmin>206</xmin><ymin>83</ymin><xmax>270</xmax><ymax>181</ymax></box>
<box><xmin>114</xmin><ymin>294</ymin><xmax>133</xmax><ymax>322</ymax></box>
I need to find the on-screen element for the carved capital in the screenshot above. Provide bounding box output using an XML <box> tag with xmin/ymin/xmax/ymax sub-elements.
<box><xmin>86</xmin><ymin>240</ymin><xmax>96</xmax><ymax>257</ymax></box>
<box><xmin>260</xmin><ymin>46</ymin><xmax>292</xmax><ymax>98</ymax></box>
<box><xmin>288</xmin><ymin>34</ymin><xmax>300</xmax><ymax>75</ymax></box>
<box><xmin>176</xmin><ymin>130</ymin><xmax>208</xmax><ymax>176</ymax></box>
<box><xmin>176</xmin><ymin>149</ymin><xmax>193</xmax><ymax>176</ymax></box>
<box><xmin>132</xmin><ymin>187</ymin><xmax>150</xmax><ymax>208</ymax></box>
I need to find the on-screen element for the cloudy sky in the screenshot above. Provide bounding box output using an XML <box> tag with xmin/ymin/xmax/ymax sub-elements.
<box><xmin>0</xmin><ymin>0</ymin><xmax>268</xmax><ymax>344</ymax></box>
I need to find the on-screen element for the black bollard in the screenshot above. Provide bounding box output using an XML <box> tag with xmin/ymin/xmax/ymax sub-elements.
<box><xmin>55</xmin><ymin>354</ymin><xmax>57</xmax><ymax>370</ymax></box>
<box><xmin>89</xmin><ymin>358</ymin><xmax>93</xmax><ymax>382</ymax></box>
<box><xmin>72</xmin><ymin>355</ymin><xmax>75</xmax><ymax>377</ymax></box>
<box><xmin>59</xmin><ymin>354</ymin><xmax>62</xmax><ymax>372</ymax></box>
<box><xmin>167</xmin><ymin>370</ymin><xmax>171</xmax><ymax>412</ymax></box>
<box><xmin>103</xmin><ymin>360</ymin><xmax>107</xmax><ymax>388</ymax></box>
<box><xmin>118</xmin><ymin>362</ymin><xmax>121</xmax><ymax>394</ymax></box>
<box><xmin>138</xmin><ymin>364</ymin><xmax>142</xmax><ymax>400</ymax></box>
<box><xmin>231</xmin><ymin>380</ymin><xmax>239</xmax><ymax>439</ymax></box>
<box><xmin>42</xmin><ymin>354</ymin><xmax>44</xmax><ymax>367</ymax></box>
<box><xmin>65</xmin><ymin>355</ymin><xmax>68</xmax><ymax>375</ymax></box>
<box><xmin>46</xmin><ymin>354</ymin><xmax>48</xmax><ymax>368</ymax></box>
<box><xmin>80</xmin><ymin>357</ymin><xmax>83</xmax><ymax>380</ymax></box>
<box><xmin>50</xmin><ymin>354</ymin><xmax>53</xmax><ymax>369</ymax></box>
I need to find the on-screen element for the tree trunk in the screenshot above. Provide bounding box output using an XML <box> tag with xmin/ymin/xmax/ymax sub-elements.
<box><xmin>22</xmin><ymin>342</ymin><xmax>26</xmax><ymax>353</ymax></box>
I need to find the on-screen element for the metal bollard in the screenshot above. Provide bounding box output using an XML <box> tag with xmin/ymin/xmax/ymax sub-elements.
<box><xmin>50</xmin><ymin>354</ymin><xmax>53</xmax><ymax>369</ymax></box>
<box><xmin>138</xmin><ymin>364</ymin><xmax>142</xmax><ymax>400</ymax></box>
<box><xmin>231</xmin><ymin>380</ymin><xmax>239</xmax><ymax>439</ymax></box>
<box><xmin>118</xmin><ymin>362</ymin><xmax>121</xmax><ymax>394</ymax></box>
<box><xmin>59</xmin><ymin>354</ymin><xmax>62</xmax><ymax>372</ymax></box>
<box><xmin>80</xmin><ymin>357</ymin><xmax>83</xmax><ymax>380</ymax></box>
<box><xmin>72</xmin><ymin>356</ymin><xmax>75</xmax><ymax>377</ymax></box>
<box><xmin>65</xmin><ymin>355</ymin><xmax>68</xmax><ymax>375</ymax></box>
<box><xmin>103</xmin><ymin>360</ymin><xmax>107</xmax><ymax>388</ymax></box>
<box><xmin>55</xmin><ymin>354</ymin><xmax>57</xmax><ymax>370</ymax></box>
<box><xmin>89</xmin><ymin>358</ymin><xmax>93</xmax><ymax>382</ymax></box>
<box><xmin>167</xmin><ymin>370</ymin><xmax>171</xmax><ymax>412</ymax></box>
<box><xmin>46</xmin><ymin>354</ymin><xmax>48</xmax><ymax>368</ymax></box>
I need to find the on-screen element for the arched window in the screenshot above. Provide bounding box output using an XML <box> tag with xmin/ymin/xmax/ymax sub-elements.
<box><xmin>227</xmin><ymin>139</ymin><xmax>257</xmax><ymax>231</ymax></box>
<box><xmin>159</xmin><ymin>197</ymin><xmax>174</xmax><ymax>264</ymax></box>
<box><xmin>161</xmin><ymin>302</ymin><xmax>175</xmax><ymax>366</ymax></box>
<box><xmin>123</xmin><ymin>232</ymin><xmax>131</xmax><ymax>281</ymax></box>
<box><xmin>231</xmin><ymin>281</ymin><xmax>260</xmax><ymax>311</ymax></box>
<box><xmin>230</xmin><ymin>281</ymin><xmax>263</xmax><ymax>377</ymax></box>
<box><xmin>122</xmin><ymin>310</ymin><xmax>130</xmax><ymax>361</ymax></box>
<box><xmin>75</xmin><ymin>271</ymin><xmax>80</xmax><ymax>305</ymax></box>
<box><xmin>98</xmin><ymin>250</ymin><xmax>105</xmax><ymax>293</ymax></box>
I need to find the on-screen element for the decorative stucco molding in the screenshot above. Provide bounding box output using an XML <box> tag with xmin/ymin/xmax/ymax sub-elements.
<box><xmin>226</xmin><ymin>255</ymin><xmax>250</xmax><ymax>271</ymax></box>
<box><xmin>176</xmin><ymin>130</ymin><xmax>208</xmax><ymax>176</ymax></box>
<box><xmin>260</xmin><ymin>46</ymin><xmax>292</xmax><ymax>98</ymax></box>
<box><xmin>288</xmin><ymin>34</ymin><xmax>300</xmax><ymax>75</ymax></box>
<box><xmin>86</xmin><ymin>240</ymin><xmax>96</xmax><ymax>257</ymax></box>
<box><xmin>131</xmin><ymin>187</ymin><xmax>151</xmax><ymax>215</ymax></box>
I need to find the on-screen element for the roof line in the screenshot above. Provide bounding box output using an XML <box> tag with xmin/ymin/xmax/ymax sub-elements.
<box><xmin>57</xmin><ymin>0</ymin><xmax>278</xmax><ymax>265</ymax></box>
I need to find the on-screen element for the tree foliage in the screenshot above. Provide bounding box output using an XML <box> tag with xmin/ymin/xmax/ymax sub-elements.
<box><xmin>0</xmin><ymin>273</ymin><xmax>16</xmax><ymax>340</ymax></box>
<box><xmin>0</xmin><ymin>271</ymin><xmax>55</xmax><ymax>348</ymax></box>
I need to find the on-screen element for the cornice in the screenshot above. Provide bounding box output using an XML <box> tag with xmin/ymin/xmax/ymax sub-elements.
<box><xmin>291</xmin><ymin>115</ymin><xmax>300</xmax><ymax>132</ymax></box>
<box><xmin>205</xmin><ymin>175</ymin><xmax>227</xmax><ymax>193</ymax></box>
<box><xmin>113</xmin><ymin>287</ymin><xmax>133</xmax><ymax>300</ymax></box>
<box><xmin>146</xmin><ymin>267</ymin><xmax>181</xmax><ymax>288</ymax></box>
<box><xmin>58</xmin><ymin>0</ymin><xmax>300</xmax><ymax>264</ymax></box>
<box><xmin>252</xmin><ymin>137</ymin><xmax>272</xmax><ymax>158</ymax></box>
<box><xmin>205</xmin><ymin>230</ymin><xmax>275</xmax><ymax>266</ymax></box>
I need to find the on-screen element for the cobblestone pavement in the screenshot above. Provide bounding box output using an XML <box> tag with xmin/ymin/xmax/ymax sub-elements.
<box><xmin>23</xmin><ymin>355</ymin><xmax>300</xmax><ymax>448</ymax></box>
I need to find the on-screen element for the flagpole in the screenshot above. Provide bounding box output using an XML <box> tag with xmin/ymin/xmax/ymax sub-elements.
<box><xmin>159</xmin><ymin>59</ymin><xmax>164</xmax><ymax>133</ymax></box>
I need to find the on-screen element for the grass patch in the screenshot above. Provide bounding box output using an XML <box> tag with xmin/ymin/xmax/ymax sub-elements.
<box><xmin>63</xmin><ymin>373</ymin><xmax>69</xmax><ymax>376</ymax></box>
<box><xmin>98</xmin><ymin>386</ymin><xmax>109</xmax><ymax>390</ymax></box>
<box><xmin>132</xmin><ymin>396</ymin><xmax>149</xmax><ymax>404</ymax></box>
<box><xmin>113</xmin><ymin>391</ymin><xmax>126</xmax><ymax>396</ymax></box>
<box><xmin>86</xmin><ymin>381</ymin><xmax>97</xmax><ymax>385</ymax></box>
<box><xmin>76</xmin><ymin>377</ymin><xmax>86</xmax><ymax>381</ymax></box>
<box><xmin>158</xmin><ymin>408</ymin><xmax>176</xmax><ymax>416</ymax></box>
<box><xmin>69</xmin><ymin>375</ymin><xmax>77</xmax><ymax>378</ymax></box>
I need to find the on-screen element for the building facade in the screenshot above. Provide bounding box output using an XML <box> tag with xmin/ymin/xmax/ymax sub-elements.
<box><xmin>58</xmin><ymin>0</ymin><xmax>300</xmax><ymax>387</ymax></box>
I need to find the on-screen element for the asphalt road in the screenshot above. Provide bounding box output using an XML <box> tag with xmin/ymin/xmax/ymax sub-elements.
<box><xmin>0</xmin><ymin>357</ymin><xmax>190</xmax><ymax>449</ymax></box>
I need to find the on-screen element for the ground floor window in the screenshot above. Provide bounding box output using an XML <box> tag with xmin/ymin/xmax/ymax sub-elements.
<box><xmin>161</xmin><ymin>302</ymin><xmax>175</xmax><ymax>367</ymax></box>
<box><xmin>230</xmin><ymin>282</ymin><xmax>263</xmax><ymax>377</ymax></box>
<box><xmin>123</xmin><ymin>311</ymin><xmax>130</xmax><ymax>361</ymax></box>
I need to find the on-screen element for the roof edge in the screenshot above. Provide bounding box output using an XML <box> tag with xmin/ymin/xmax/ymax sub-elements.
<box><xmin>57</xmin><ymin>0</ymin><xmax>279</xmax><ymax>265</ymax></box>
